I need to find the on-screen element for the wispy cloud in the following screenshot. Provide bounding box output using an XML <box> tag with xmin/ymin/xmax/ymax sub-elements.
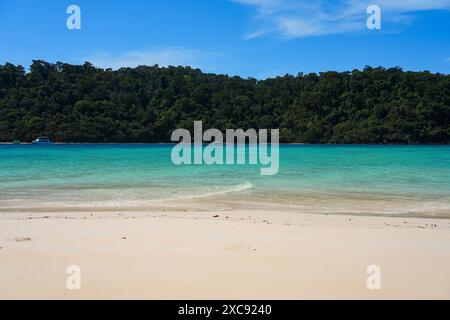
<box><xmin>85</xmin><ymin>47</ymin><xmax>217</xmax><ymax>71</ymax></box>
<box><xmin>232</xmin><ymin>0</ymin><xmax>450</xmax><ymax>39</ymax></box>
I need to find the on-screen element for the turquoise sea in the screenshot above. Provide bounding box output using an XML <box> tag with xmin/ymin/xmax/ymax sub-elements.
<box><xmin>1</xmin><ymin>145</ymin><xmax>450</xmax><ymax>217</ymax></box>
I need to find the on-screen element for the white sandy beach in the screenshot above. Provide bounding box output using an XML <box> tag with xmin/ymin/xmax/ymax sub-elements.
<box><xmin>1</xmin><ymin>207</ymin><xmax>450</xmax><ymax>300</ymax></box>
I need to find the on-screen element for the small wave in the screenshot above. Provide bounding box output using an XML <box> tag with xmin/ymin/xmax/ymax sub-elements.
<box><xmin>177</xmin><ymin>181</ymin><xmax>253</xmax><ymax>201</ymax></box>
<box><xmin>0</xmin><ymin>182</ymin><xmax>254</xmax><ymax>209</ymax></box>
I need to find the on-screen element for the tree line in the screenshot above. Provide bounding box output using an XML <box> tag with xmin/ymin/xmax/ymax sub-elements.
<box><xmin>0</xmin><ymin>60</ymin><xmax>449</xmax><ymax>144</ymax></box>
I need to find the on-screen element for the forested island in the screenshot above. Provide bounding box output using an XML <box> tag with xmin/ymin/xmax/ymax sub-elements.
<box><xmin>0</xmin><ymin>60</ymin><xmax>449</xmax><ymax>144</ymax></box>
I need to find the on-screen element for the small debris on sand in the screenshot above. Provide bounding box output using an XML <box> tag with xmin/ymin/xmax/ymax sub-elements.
<box><xmin>15</xmin><ymin>237</ymin><xmax>32</xmax><ymax>242</ymax></box>
<box><xmin>122</xmin><ymin>237</ymin><xmax>127</xmax><ymax>240</ymax></box>
<box><xmin>213</xmin><ymin>215</ymin><xmax>220</xmax><ymax>218</ymax></box>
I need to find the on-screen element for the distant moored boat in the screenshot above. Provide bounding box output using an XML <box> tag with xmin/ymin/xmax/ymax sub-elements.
<box><xmin>32</xmin><ymin>137</ymin><xmax>53</xmax><ymax>145</ymax></box>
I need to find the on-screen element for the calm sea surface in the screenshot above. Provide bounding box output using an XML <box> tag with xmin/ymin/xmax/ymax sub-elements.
<box><xmin>1</xmin><ymin>145</ymin><xmax>449</xmax><ymax>216</ymax></box>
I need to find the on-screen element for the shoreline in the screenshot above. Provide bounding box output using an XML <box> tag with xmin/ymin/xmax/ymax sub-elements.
<box><xmin>2</xmin><ymin>207</ymin><xmax>450</xmax><ymax>220</ymax></box>
<box><xmin>2</xmin><ymin>189</ymin><xmax>449</xmax><ymax>220</ymax></box>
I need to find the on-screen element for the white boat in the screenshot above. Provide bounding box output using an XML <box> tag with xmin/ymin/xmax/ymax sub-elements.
<box><xmin>32</xmin><ymin>137</ymin><xmax>53</xmax><ymax>145</ymax></box>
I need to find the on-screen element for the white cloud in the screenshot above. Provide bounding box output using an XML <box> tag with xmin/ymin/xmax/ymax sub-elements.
<box><xmin>85</xmin><ymin>47</ymin><xmax>212</xmax><ymax>70</ymax></box>
<box><xmin>232</xmin><ymin>0</ymin><xmax>450</xmax><ymax>39</ymax></box>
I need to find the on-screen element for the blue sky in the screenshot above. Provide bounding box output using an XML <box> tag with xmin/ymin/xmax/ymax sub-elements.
<box><xmin>1</xmin><ymin>0</ymin><xmax>450</xmax><ymax>78</ymax></box>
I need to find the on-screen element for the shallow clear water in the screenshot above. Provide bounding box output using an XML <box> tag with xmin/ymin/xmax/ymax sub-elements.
<box><xmin>1</xmin><ymin>144</ymin><xmax>449</xmax><ymax>216</ymax></box>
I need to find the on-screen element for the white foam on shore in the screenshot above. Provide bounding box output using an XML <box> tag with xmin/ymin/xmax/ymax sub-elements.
<box><xmin>0</xmin><ymin>182</ymin><xmax>254</xmax><ymax>209</ymax></box>
<box><xmin>2</xmin><ymin>184</ymin><xmax>450</xmax><ymax>218</ymax></box>
<box><xmin>176</xmin><ymin>181</ymin><xmax>253</xmax><ymax>201</ymax></box>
